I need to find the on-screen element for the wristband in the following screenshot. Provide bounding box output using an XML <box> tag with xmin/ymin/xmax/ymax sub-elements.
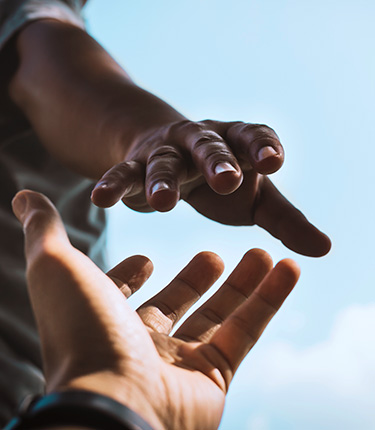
<box><xmin>4</xmin><ymin>390</ymin><xmax>155</xmax><ymax>430</ymax></box>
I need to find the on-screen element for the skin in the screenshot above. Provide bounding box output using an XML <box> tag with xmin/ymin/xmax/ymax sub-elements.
<box><xmin>12</xmin><ymin>190</ymin><xmax>300</xmax><ymax>430</ymax></box>
<box><xmin>7</xmin><ymin>19</ymin><xmax>331</xmax><ymax>257</ymax></box>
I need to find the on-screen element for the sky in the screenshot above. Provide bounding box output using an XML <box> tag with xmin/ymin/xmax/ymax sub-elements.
<box><xmin>84</xmin><ymin>1</ymin><xmax>375</xmax><ymax>429</ymax></box>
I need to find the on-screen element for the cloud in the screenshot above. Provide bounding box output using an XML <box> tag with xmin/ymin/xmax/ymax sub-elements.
<box><xmin>220</xmin><ymin>304</ymin><xmax>375</xmax><ymax>430</ymax></box>
<box><xmin>252</xmin><ymin>303</ymin><xmax>375</xmax><ymax>396</ymax></box>
<box><xmin>246</xmin><ymin>414</ymin><xmax>270</xmax><ymax>430</ymax></box>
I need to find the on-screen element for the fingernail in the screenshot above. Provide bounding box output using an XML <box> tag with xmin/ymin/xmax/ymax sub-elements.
<box><xmin>214</xmin><ymin>162</ymin><xmax>238</xmax><ymax>175</ymax></box>
<box><xmin>93</xmin><ymin>181</ymin><xmax>109</xmax><ymax>191</ymax></box>
<box><xmin>257</xmin><ymin>146</ymin><xmax>278</xmax><ymax>161</ymax></box>
<box><xmin>12</xmin><ymin>193</ymin><xmax>28</xmax><ymax>222</ymax></box>
<box><xmin>151</xmin><ymin>182</ymin><xmax>170</xmax><ymax>194</ymax></box>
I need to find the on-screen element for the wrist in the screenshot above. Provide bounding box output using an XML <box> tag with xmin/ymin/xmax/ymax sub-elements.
<box><xmin>4</xmin><ymin>390</ymin><xmax>155</xmax><ymax>430</ymax></box>
<box><xmin>7</xmin><ymin>19</ymin><xmax>186</xmax><ymax>178</ymax></box>
<box><xmin>100</xmin><ymin>88</ymin><xmax>186</xmax><ymax>164</ymax></box>
<box><xmin>56</xmin><ymin>372</ymin><xmax>165</xmax><ymax>430</ymax></box>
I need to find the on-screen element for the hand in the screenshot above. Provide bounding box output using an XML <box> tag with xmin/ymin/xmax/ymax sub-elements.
<box><xmin>91</xmin><ymin>120</ymin><xmax>331</xmax><ymax>257</ymax></box>
<box><xmin>10</xmin><ymin>20</ymin><xmax>329</xmax><ymax>257</ymax></box>
<box><xmin>12</xmin><ymin>190</ymin><xmax>300</xmax><ymax>430</ymax></box>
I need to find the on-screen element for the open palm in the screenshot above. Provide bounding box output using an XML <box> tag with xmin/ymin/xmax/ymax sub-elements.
<box><xmin>12</xmin><ymin>190</ymin><xmax>300</xmax><ymax>430</ymax></box>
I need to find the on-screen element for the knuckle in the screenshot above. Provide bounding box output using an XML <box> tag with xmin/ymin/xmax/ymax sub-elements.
<box><xmin>147</xmin><ymin>145</ymin><xmax>183</xmax><ymax>164</ymax></box>
<box><xmin>23</xmin><ymin>210</ymin><xmax>71</xmax><ymax>273</ymax></box>
<box><xmin>243</xmin><ymin>123</ymin><xmax>279</xmax><ymax>142</ymax></box>
<box><xmin>23</xmin><ymin>210</ymin><xmax>53</xmax><ymax>243</ymax></box>
<box><xmin>146</xmin><ymin>145</ymin><xmax>186</xmax><ymax>184</ymax></box>
<box><xmin>105</xmin><ymin>161</ymin><xmax>135</xmax><ymax>179</ymax></box>
<box><xmin>192</xmin><ymin>136</ymin><xmax>235</xmax><ymax>166</ymax></box>
<box><xmin>117</xmin><ymin>160</ymin><xmax>138</xmax><ymax>173</ymax></box>
<box><xmin>26</xmin><ymin>238</ymin><xmax>68</xmax><ymax>279</ymax></box>
<box><xmin>199</xmin><ymin>119</ymin><xmax>219</xmax><ymax>128</ymax></box>
<box><xmin>169</xmin><ymin>119</ymin><xmax>203</xmax><ymax>136</ymax></box>
<box><xmin>192</xmin><ymin>130</ymin><xmax>223</xmax><ymax>150</ymax></box>
<box><xmin>168</xmin><ymin>120</ymin><xmax>207</xmax><ymax>147</ymax></box>
<box><xmin>200</xmin><ymin>307</ymin><xmax>223</xmax><ymax>325</ymax></box>
<box><xmin>223</xmin><ymin>120</ymin><xmax>244</xmax><ymax>132</ymax></box>
<box><xmin>254</xmin><ymin>124</ymin><xmax>279</xmax><ymax>140</ymax></box>
<box><xmin>229</xmin><ymin>122</ymin><xmax>279</xmax><ymax>143</ymax></box>
<box><xmin>204</xmin><ymin>149</ymin><xmax>234</xmax><ymax>166</ymax></box>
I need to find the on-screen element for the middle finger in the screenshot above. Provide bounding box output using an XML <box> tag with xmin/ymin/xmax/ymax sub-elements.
<box><xmin>174</xmin><ymin>248</ymin><xmax>273</xmax><ymax>343</ymax></box>
<box><xmin>137</xmin><ymin>252</ymin><xmax>224</xmax><ymax>334</ymax></box>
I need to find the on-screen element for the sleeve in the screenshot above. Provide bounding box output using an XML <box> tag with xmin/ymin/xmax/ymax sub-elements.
<box><xmin>0</xmin><ymin>0</ymin><xmax>86</xmax><ymax>52</ymax></box>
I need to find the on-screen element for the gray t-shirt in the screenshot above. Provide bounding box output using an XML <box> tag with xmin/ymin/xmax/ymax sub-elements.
<box><xmin>0</xmin><ymin>0</ymin><xmax>107</xmax><ymax>424</ymax></box>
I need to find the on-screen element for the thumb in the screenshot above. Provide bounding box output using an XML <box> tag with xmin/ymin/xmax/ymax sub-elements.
<box><xmin>12</xmin><ymin>190</ymin><xmax>155</xmax><ymax>391</ymax></box>
<box><xmin>11</xmin><ymin>190</ymin><xmax>87</xmax><ymax>386</ymax></box>
<box><xmin>12</xmin><ymin>189</ymin><xmax>70</xmax><ymax>264</ymax></box>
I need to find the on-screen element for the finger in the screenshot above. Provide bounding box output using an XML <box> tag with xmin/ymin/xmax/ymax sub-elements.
<box><xmin>91</xmin><ymin>160</ymin><xmax>144</xmax><ymax>208</ymax></box>
<box><xmin>225</xmin><ymin>122</ymin><xmax>284</xmax><ymax>175</ymax></box>
<box><xmin>12</xmin><ymin>190</ymin><xmax>155</xmax><ymax>385</ymax></box>
<box><xmin>184</xmin><ymin>171</ymin><xmax>259</xmax><ymax>226</ymax></box>
<box><xmin>177</xmin><ymin>121</ymin><xmax>243</xmax><ymax>195</ymax></box>
<box><xmin>254</xmin><ymin>177</ymin><xmax>332</xmax><ymax>256</ymax></box>
<box><xmin>174</xmin><ymin>248</ymin><xmax>273</xmax><ymax>343</ymax></box>
<box><xmin>12</xmin><ymin>189</ymin><xmax>70</xmax><ymax>261</ymax></box>
<box><xmin>209</xmin><ymin>258</ymin><xmax>300</xmax><ymax>384</ymax></box>
<box><xmin>107</xmin><ymin>255</ymin><xmax>154</xmax><ymax>298</ymax></box>
<box><xmin>137</xmin><ymin>252</ymin><xmax>224</xmax><ymax>334</ymax></box>
<box><xmin>145</xmin><ymin>145</ymin><xmax>186</xmax><ymax>212</ymax></box>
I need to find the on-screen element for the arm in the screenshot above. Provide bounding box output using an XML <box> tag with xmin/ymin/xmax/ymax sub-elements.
<box><xmin>9</xmin><ymin>189</ymin><xmax>300</xmax><ymax>430</ymax></box>
<box><xmin>7</xmin><ymin>18</ymin><xmax>331</xmax><ymax>256</ymax></box>
<box><xmin>8</xmin><ymin>19</ymin><xmax>185</xmax><ymax>179</ymax></box>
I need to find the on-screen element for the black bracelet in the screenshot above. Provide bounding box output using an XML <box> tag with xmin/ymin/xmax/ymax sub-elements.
<box><xmin>4</xmin><ymin>390</ymin><xmax>155</xmax><ymax>430</ymax></box>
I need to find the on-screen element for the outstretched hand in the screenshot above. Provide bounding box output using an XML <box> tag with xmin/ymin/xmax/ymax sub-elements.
<box><xmin>13</xmin><ymin>190</ymin><xmax>300</xmax><ymax>430</ymax></box>
<box><xmin>91</xmin><ymin>120</ymin><xmax>331</xmax><ymax>257</ymax></box>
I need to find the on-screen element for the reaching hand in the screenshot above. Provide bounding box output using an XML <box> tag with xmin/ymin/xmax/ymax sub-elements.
<box><xmin>13</xmin><ymin>190</ymin><xmax>300</xmax><ymax>430</ymax></box>
<box><xmin>91</xmin><ymin>120</ymin><xmax>331</xmax><ymax>257</ymax></box>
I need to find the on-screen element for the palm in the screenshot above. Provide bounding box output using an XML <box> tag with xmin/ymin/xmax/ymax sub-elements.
<box><xmin>184</xmin><ymin>168</ymin><xmax>259</xmax><ymax>226</ymax></box>
<box><xmin>130</xmin><ymin>249</ymin><xmax>300</xmax><ymax>429</ymax></box>
<box><xmin>16</xmin><ymin>190</ymin><xmax>301</xmax><ymax>430</ymax></box>
<box><xmin>149</xmin><ymin>334</ymin><xmax>226</xmax><ymax>430</ymax></box>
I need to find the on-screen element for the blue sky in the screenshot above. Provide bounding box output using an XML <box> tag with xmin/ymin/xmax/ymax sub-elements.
<box><xmin>84</xmin><ymin>1</ymin><xmax>375</xmax><ymax>429</ymax></box>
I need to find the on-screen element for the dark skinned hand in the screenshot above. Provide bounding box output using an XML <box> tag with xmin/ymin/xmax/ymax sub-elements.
<box><xmin>91</xmin><ymin>120</ymin><xmax>331</xmax><ymax>257</ymax></box>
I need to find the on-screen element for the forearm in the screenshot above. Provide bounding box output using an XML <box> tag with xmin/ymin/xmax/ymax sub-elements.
<box><xmin>8</xmin><ymin>19</ymin><xmax>185</xmax><ymax>178</ymax></box>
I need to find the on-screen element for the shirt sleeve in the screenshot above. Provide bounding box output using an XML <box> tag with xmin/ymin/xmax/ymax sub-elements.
<box><xmin>0</xmin><ymin>0</ymin><xmax>86</xmax><ymax>51</ymax></box>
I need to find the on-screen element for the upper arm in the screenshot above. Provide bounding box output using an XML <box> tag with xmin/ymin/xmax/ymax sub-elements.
<box><xmin>0</xmin><ymin>0</ymin><xmax>87</xmax><ymax>123</ymax></box>
<box><xmin>0</xmin><ymin>0</ymin><xmax>86</xmax><ymax>54</ymax></box>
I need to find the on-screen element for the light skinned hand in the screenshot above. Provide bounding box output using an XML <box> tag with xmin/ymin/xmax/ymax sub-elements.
<box><xmin>91</xmin><ymin>119</ymin><xmax>331</xmax><ymax>257</ymax></box>
<box><xmin>12</xmin><ymin>190</ymin><xmax>300</xmax><ymax>430</ymax></box>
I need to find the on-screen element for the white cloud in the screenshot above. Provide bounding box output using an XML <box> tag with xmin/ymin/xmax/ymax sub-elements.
<box><xmin>220</xmin><ymin>304</ymin><xmax>375</xmax><ymax>430</ymax></box>
<box><xmin>252</xmin><ymin>304</ymin><xmax>375</xmax><ymax>396</ymax></box>
<box><xmin>246</xmin><ymin>414</ymin><xmax>270</xmax><ymax>430</ymax></box>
